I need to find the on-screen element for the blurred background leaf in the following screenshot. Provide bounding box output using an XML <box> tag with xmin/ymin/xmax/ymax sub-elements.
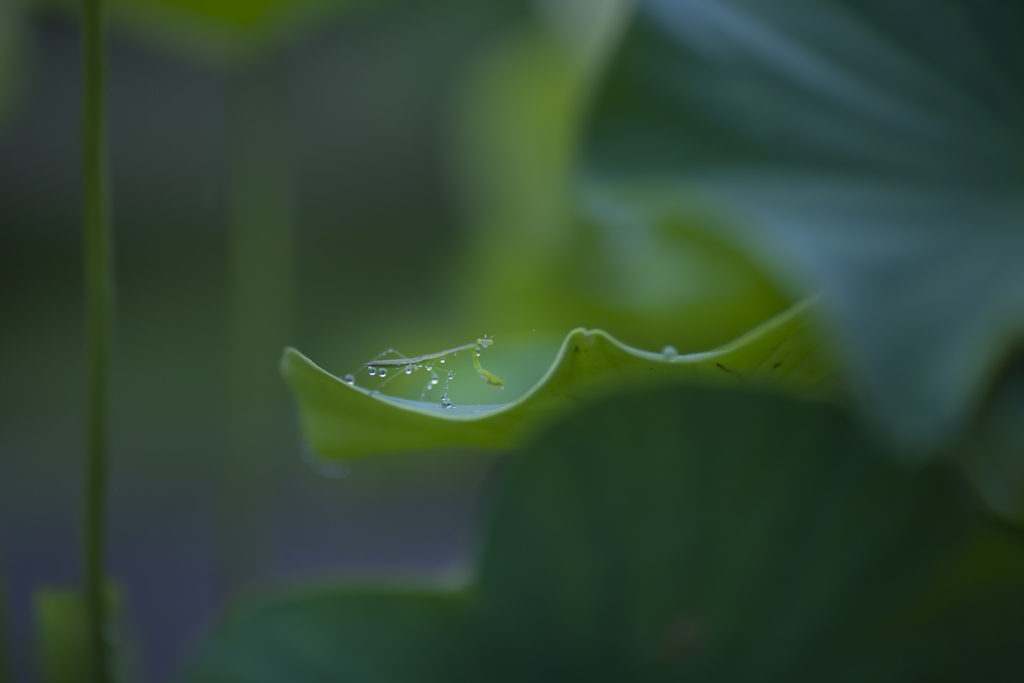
<box><xmin>449</xmin><ymin>3</ymin><xmax>791</xmax><ymax>354</ymax></box>
<box><xmin>185</xmin><ymin>385</ymin><xmax>1024</xmax><ymax>681</ymax></box>
<box><xmin>961</xmin><ymin>351</ymin><xmax>1024</xmax><ymax>525</ymax></box>
<box><xmin>582</xmin><ymin>0</ymin><xmax>1024</xmax><ymax>449</ymax></box>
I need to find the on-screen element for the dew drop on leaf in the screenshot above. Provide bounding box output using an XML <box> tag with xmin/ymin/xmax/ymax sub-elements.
<box><xmin>343</xmin><ymin>374</ymin><xmax>355</xmax><ymax>385</ymax></box>
<box><xmin>405</xmin><ymin>365</ymin><xmax>413</xmax><ymax>375</ymax></box>
<box><xmin>368</xmin><ymin>366</ymin><xmax>377</xmax><ymax>376</ymax></box>
<box><xmin>662</xmin><ymin>345</ymin><xmax>679</xmax><ymax>359</ymax></box>
<box><xmin>378</xmin><ymin>367</ymin><xmax>387</xmax><ymax>378</ymax></box>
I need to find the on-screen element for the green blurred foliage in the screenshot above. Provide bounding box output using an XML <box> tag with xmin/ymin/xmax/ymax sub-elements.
<box><xmin>186</xmin><ymin>386</ymin><xmax>1024</xmax><ymax>681</ymax></box>
<box><xmin>962</xmin><ymin>353</ymin><xmax>1024</xmax><ymax>524</ymax></box>
<box><xmin>7</xmin><ymin>0</ymin><xmax>1024</xmax><ymax>677</ymax></box>
<box><xmin>450</xmin><ymin>10</ymin><xmax>790</xmax><ymax>354</ymax></box>
<box><xmin>30</xmin><ymin>0</ymin><xmax>526</xmax><ymax>66</ymax></box>
<box><xmin>582</xmin><ymin>0</ymin><xmax>1024</xmax><ymax>448</ymax></box>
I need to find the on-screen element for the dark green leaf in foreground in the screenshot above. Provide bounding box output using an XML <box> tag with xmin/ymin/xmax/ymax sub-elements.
<box><xmin>583</xmin><ymin>0</ymin><xmax>1024</xmax><ymax>446</ymax></box>
<box><xmin>186</xmin><ymin>386</ymin><xmax>1024</xmax><ymax>682</ymax></box>
<box><xmin>282</xmin><ymin>298</ymin><xmax>834</xmax><ymax>460</ymax></box>
<box><xmin>186</xmin><ymin>588</ymin><xmax>485</xmax><ymax>683</ymax></box>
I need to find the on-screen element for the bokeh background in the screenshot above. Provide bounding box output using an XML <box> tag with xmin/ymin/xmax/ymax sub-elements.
<box><xmin>5</xmin><ymin>0</ymin><xmax>1024</xmax><ymax>680</ymax></box>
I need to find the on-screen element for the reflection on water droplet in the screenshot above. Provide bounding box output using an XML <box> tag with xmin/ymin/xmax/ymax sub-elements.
<box><xmin>439</xmin><ymin>358</ymin><xmax>445</xmax><ymax>364</ymax></box>
<box><xmin>343</xmin><ymin>374</ymin><xmax>355</xmax><ymax>385</ymax></box>
<box><xmin>425</xmin><ymin>363</ymin><xmax>433</xmax><ymax>371</ymax></box>
<box><xmin>662</xmin><ymin>345</ymin><xmax>679</xmax><ymax>359</ymax></box>
<box><xmin>378</xmin><ymin>367</ymin><xmax>388</xmax><ymax>377</ymax></box>
<box><xmin>441</xmin><ymin>396</ymin><xmax>453</xmax><ymax>408</ymax></box>
<box><xmin>447</xmin><ymin>371</ymin><xmax>454</xmax><ymax>380</ymax></box>
<box><xmin>405</xmin><ymin>365</ymin><xmax>413</xmax><ymax>375</ymax></box>
<box><xmin>368</xmin><ymin>366</ymin><xmax>377</xmax><ymax>376</ymax></box>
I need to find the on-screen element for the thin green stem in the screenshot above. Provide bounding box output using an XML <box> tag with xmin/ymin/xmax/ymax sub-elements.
<box><xmin>364</xmin><ymin>340</ymin><xmax>491</xmax><ymax>367</ymax></box>
<box><xmin>81</xmin><ymin>0</ymin><xmax>111</xmax><ymax>680</ymax></box>
<box><xmin>363</xmin><ymin>339</ymin><xmax>504</xmax><ymax>387</ymax></box>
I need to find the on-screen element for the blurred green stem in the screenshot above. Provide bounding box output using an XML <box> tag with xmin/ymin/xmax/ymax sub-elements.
<box><xmin>82</xmin><ymin>0</ymin><xmax>112</xmax><ymax>680</ymax></box>
<box><xmin>220</xmin><ymin>58</ymin><xmax>294</xmax><ymax>591</ymax></box>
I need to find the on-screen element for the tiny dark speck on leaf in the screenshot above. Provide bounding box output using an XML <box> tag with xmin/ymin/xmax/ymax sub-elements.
<box><xmin>773</xmin><ymin>362</ymin><xmax>782</xmax><ymax>369</ymax></box>
<box><xmin>574</xmin><ymin>346</ymin><xmax>580</xmax><ymax>354</ymax></box>
<box><xmin>715</xmin><ymin>363</ymin><xmax>740</xmax><ymax>377</ymax></box>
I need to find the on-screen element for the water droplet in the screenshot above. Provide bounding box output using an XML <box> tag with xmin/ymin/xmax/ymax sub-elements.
<box><xmin>441</xmin><ymin>396</ymin><xmax>453</xmax><ymax>408</ymax></box>
<box><xmin>439</xmin><ymin>358</ymin><xmax>445</xmax><ymax>364</ymax></box>
<box><xmin>447</xmin><ymin>371</ymin><xmax>454</xmax><ymax>380</ymax></box>
<box><xmin>662</xmin><ymin>345</ymin><xmax>679</xmax><ymax>359</ymax></box>
<box><xmin>425</xmin><ymin>363</ymin><xmax>433</xmax><ymax>371</ymax></box>
<box><xmin>405</xmin><ymin>365</ymin><xmax>413</xmax><ymax>375</ymax></box>
<box><xmin>343</xmin><ymin>374</ymin><xmax>355</xmax><ymax>385</ymax></box>
<box><xmin>431</xmin><ymin>378</ymin><xmax>438</xmax><ymax>385</ymax></box>
<box><xmin>479</xmin><ymin>338</ymin><xmax>493</xmax><ymax>348</ymax></box>
<box><xmin>379</xmin><ymin>367</ymin><xmax>388</xmax><ymax>377</ymax></box>
<box><xmin>368</xmin><ymin>366</ymin><xmax>377</xmax><ymax>376</ymax></box>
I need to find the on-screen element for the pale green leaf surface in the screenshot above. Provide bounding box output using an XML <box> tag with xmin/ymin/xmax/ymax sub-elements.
<box><xmin>282</xmin><ymin>299</ymin><xmax>835</xmax><ymax>460</ymax></box>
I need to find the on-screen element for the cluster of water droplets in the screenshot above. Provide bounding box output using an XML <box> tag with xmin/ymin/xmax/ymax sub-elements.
<box><xmin>418</xmin><ymin>360</ymin><xmax>444</xmax><ymax>401</ymax></box>
<box><xmin>338</xmin><ymin>335</ymin><xmax>500</xmax><ymax>411</ymax></box>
